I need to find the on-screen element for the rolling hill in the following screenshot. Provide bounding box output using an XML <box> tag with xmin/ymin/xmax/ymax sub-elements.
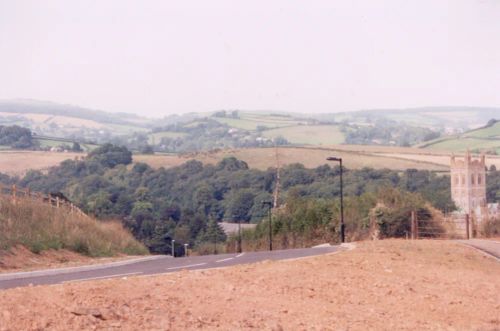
<box><xmin>420</xmin><ymin>120</ymin><xmax>500</xmax><ymax>154</ymax></box>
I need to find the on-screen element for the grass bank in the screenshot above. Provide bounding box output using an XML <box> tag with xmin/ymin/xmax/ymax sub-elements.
<box><xmin>0</xmin><ymin>196</ymin><xmax>148</xmax><ymax>257</ymax></box>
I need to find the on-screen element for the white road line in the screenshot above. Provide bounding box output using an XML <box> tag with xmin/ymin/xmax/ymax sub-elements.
<box><xmin>166</xmin><ymin>263</ymin><xmax>207</xmax><ymax>270</ymax></box>
<box><xmin>62</xmin><ymin>272</ymin><xmax>142</xmax><ymax>283</ymax></box>
<box><xmin>236</xmin><ymin>253</ymin><xmax>245</xmax><ymax>258</ymax></box>
<box><xmin>216</xmin><ymin>257</ymin><xmax>234</xmax><ymax>263</ymax></box>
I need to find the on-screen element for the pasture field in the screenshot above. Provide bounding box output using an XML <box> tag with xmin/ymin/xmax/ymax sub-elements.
<box><xmin>424</xmin><ymin>137</ymin><xmax>500</xmax><ymax>154</ymax></box>
<box><xmin>262</xmin><ymin>125</ymin><xmax>344</xmax><ymax>145</ymax></box>
<box><xmin>0</xmin><ymin>151</ymin><xmax>83</xmax><ymax>176</ymax></box>
<box><xmin>212</xmin><ymin>117</ymin><xmax>292</xmax><ymax>130</ymax></box>
<box><xmin>136</xmin><ymin>146</ymin><xmax>449</xmax><ymax>171</ymax></box>
<box><xmin>8</xmin><ymin>145</ymin><xmax>500</xmax><ymax>177</ymax></box>
<box><xmin>464</xmin><ymin>121</ymin><xmax>500</xmax><ymax>139</ymax></box>
<box><xmin>0</xmin><ymin>112</ymin><xmax>105</xmax><ymax>129</ymax></box>
<box><xmin>147</xmin><ymin>131</ymin><xmax>187</xmax><ymax>144</ymax></box>
<box><xmin>34</xmin><ymin>138</ymin><xmax>99</xmax><ymax>152</ymax></box>
<box><xmin>420</xmin><ymin>121</ymin><xmax>500</xmax><ymax>153</ymax></box>
<box><xmin>212</xmin><ymin>111</ymin><xmax>306</xmax><ymax>131</ymax></box>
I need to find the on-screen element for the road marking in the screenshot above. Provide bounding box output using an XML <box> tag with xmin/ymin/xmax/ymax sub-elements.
<box><xmin>62</xmin><ymin>272</ymin><xmax>142</xmax><ymax>283</ymax></box>
<box><xmin>166</xmin><ymin>263</ymin><xmax>207</xmax><ymax>270</ymax></box>
<box><xmin>216</xmin><ymin>257</ymin><xmax>234</xmax><ymax>263</ymax></box>
<box><xmin>236</xmin><ymin>253</ymin><xmax>245</xmax><ymax>258</ymax></box>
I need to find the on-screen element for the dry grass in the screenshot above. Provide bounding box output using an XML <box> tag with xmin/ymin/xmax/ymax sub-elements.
<box><xmin>0</xmin><ymin>196</ymin><xmax>147</xmax><ymax>257</ymax></box>
<box><xmin>137</xmin><ymin>147</ymin><xmax>449</xmax><ymax>171</ymax></box>
<box><xmin>0</xmin><ymin>151</ymin><xmax>82</xmax><ymax>175</ymax></box>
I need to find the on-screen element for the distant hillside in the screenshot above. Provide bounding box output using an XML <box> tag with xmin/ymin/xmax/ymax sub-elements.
<box><xmin>2</xmin><ymin>100</ymin><xmax>498</xmax><ymax>152</ymax></box>
<box><xmin>315</xmin><ymin>106</ymin><xmax>500</xmax><ymax>131</ymax></box>
<box><xmin>0</xmin><ymin>99</ymin><xmax>149</xmax><ymax>126</ymax></box>
<box><xmin>420</xmin><ymin>119</ymin><xmax>500</xmax><ymax>154</ymax></box>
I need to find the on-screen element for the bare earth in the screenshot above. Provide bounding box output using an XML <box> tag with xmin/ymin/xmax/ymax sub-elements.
<box><xmin>1</xmin><ymin>240</ymin><xmax>499</xmax><ymax>330</ymax></box>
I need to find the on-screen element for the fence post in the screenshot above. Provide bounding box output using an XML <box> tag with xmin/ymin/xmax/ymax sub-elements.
<box><xmin>411</xmin><ymin>210</ymin><xmax>416</xmax><ymax>240</ymax></box>
<box><xmin>465</xmin><ymin>214</ymin><xmax>470</xmax><ymax>240</ymax></box>
<box><xmin>11</xmin><ymin>184</ymin><xmax>16</xmax><ymax>202</ymax></box>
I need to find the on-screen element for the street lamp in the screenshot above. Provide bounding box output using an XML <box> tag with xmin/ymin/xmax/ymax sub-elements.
<box><xmin>326</xmin><ymin>156</ymin><xmax>345</xmax><ymax>243</ymax></box>
<box><xmin>262</xmin><ymin>201</ymin><xmax>273</xmax><ymax>251</ymax></box>
<box><xmin>184</xmin><ymin>243</ymin><xmax>189</xmax><ymax>257</ymax></box>
<box><xmin>171</xmin><ymin>239</ymin><xmax>175</xmax><ymax>258</ymax></box>
<box><xmin>237</xmin><ymin>219</ymin><xmax>242</xmax><ymax>253</ymax></box>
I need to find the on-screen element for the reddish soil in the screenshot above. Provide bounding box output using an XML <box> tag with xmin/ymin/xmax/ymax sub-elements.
<box><xmin>0</xmin><ymin>240</ymin><xmax>499</xmax><ymax>330</ymax></box>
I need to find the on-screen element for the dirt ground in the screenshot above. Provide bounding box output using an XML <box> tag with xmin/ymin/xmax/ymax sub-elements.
<box><xmin>0</xmin><ymin>240</ymin><xmax>499</xmax><ymax>330</ymax></box>
<box><xmin>0</xmin><ymin>246</ymin><xmax>139</xmax><ymax>273</ymax></box>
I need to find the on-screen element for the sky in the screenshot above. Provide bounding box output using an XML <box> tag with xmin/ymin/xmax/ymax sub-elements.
<box><xmin>0</xmin><ymin>0</ymin><xmax>499</xmax><ymax>117</ymax></box>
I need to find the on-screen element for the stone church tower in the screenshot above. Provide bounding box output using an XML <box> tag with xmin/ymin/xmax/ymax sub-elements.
<box><xmin>450</xmin><ymin>151</ymin><xmax>487</xmax><ymax>219</ymax></box>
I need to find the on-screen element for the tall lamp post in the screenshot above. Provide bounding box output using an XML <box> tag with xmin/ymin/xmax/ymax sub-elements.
<box><xmin>171</xmin><ymin>239</ymin><xmax>175</xmax><ymax>258</ymax></box>
<box><xmin>326</xmin><ymin>157</ymin><xmax>345</xmax><ymax>243</ymax></box>
<box><xmin>262</xmin><ymin>201</ymin><xmax>273</xmax><ymax>251</ymax></box>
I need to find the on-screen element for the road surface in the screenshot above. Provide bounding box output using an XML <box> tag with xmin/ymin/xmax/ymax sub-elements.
<box><xmin>458</xmin><ymin>239</ymin><xmax>500</xmax><ymax>260</ymax></box>
<box><xmin>0</xmin><ymin>245</ymin><xmax>342</xmax><ymax>290</ymax></box>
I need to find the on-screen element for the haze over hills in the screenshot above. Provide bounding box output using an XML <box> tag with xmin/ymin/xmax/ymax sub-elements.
<box><xmin>0</xmin><ymin>99</ymin><xmax>498</xmax><ymax>154</ymax></box>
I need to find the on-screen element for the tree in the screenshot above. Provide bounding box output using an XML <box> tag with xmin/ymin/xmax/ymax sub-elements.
<box><xmin>88</xmin><ymin>143</ymin><xmax>132</xmax><ymax>168</ymax></box>
<box><xmin>227</xmin><ymin>190</ymin><xmax>255</xmax><ymax>222</ymax></box>
<box><xmin>72</xmin><ymin>142</ymin><xmax>83</xmax><ymax>152</ymax></box>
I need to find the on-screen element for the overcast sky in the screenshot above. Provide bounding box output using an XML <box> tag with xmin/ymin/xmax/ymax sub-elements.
<box><xmin>0</xmin><ymin>0</ymin><xmax>499</xmax><ymax>117</ymax></box>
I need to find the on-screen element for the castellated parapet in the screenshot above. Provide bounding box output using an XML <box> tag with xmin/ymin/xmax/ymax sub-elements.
<box><xmin>450</xmin><ymin>151</ymin><xmax>487</xmax><ymax>219</ymax></box>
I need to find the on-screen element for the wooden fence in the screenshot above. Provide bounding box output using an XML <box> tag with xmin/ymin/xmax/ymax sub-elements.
<box><xmin>0</xmin><ymin>184</ymin><xmax>90</xmax><ymax>219</ymax></box>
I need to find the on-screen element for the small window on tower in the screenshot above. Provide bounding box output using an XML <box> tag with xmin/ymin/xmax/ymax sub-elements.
<box><xmin>455</xmin><ymin>175</ymin><xmax>459</xmax><ymax>185</ymax></box>
<box><xmin>471</xmin><ymin>174</ymin><xmax>475</xmax><ymax>185</ymax></box>
<box><xmin>478</xmin><ymin>175</ymin><xmax>482</xmax><ymax>185</ymax></box>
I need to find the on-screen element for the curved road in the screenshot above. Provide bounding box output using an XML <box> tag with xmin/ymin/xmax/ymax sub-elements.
<box><xmin>458</xmin><ymin>239</ymin><xmax>500</xmax><ymax>260</ymax></box>
<box><xmin>0</xmin><ymin>245</ymin><xmax>343</xmax><ymax>290</ymax></box>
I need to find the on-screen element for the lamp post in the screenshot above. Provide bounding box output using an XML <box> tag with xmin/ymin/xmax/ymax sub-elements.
<box><xmin>262</xmin><ymin>201</ymin><xmax>273</xmax><ymax>251</ymax></box>
<box><xmin>326</xmin><ymin>157</ymin><xmax>345</xmax><ymax>243</ymax></box>
<box><xmin>237</xmin><ymin>219</ymin><xmax>242</xmax><ymax>253</ymax></box>
<box><xmin>171</xmin><ymin>239</ymin><xmax>175</xmax><ymax>258</ymax></box>
<box><xmin>184</xmin><ymin>243</ymin><xmax>189</xmax><ymax>257</ymax></box>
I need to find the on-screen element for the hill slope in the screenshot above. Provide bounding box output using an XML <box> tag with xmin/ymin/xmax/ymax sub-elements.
<box><xmin>421</xmin><ymin>120</ymin><xmax>500</xmax><ymax>154</ymax></box>
<box><xmin>0</xmin><ymin>194</ymin><xmax>147</xmax><ymax>257</ymax></box>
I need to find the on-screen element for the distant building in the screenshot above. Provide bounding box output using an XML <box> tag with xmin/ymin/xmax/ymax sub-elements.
<box><xmin>450</xmin><ymin>151</ymin><xmax>498</xmax><ymax>223</ymax></box>
<box><xmin>219</xmin><ymin>222</ymin><xmax>257</xmax><ymax>236</ymax></box>
<box><xmin>450</xmin><ymin>151</ymin><xmax>486</xmax><ymax>215</ymax></box>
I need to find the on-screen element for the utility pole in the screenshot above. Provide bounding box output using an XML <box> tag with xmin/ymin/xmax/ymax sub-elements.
<box><xmin>171</xmin><ymin>239</ymin><xmax>175</xmax><ymax>258</ymax></box>
<box><xmin>326</xmin><ymin>157</ymin><xmax>345</xmax><ymax>243</ymax></box>
<box><xmin>262</xmin><ymin>201</ymin><xmax>273</xmax><ymax>250</ymax></box>
<box><xmin>273</xmin><ymin>146</ymin><xmax>281</xmax><ymax>209</ymax></box>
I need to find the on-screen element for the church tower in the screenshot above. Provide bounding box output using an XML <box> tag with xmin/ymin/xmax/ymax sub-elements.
<box><xmin>450</xmin><ymin>151</ymin><xmax>487</xmax><ymax>218</ymax></box>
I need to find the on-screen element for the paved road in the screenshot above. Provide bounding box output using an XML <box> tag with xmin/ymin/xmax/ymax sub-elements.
<box><xmin>0</xmin><ymin>246</ymin><xmax>342</xmax><ymax>290</ymax></box>
<box><xmin>458</xmin><ymin>239</ymin><xmax>500</xmax><ymax>260</ymax></box>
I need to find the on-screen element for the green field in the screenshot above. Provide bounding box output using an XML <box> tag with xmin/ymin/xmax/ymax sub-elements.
<box><xmin>424</xmin><ymin>137</ymin><xmax>500</xmax><ymax>153</ymax></box>
<box><xmin>148</xmin><ymin>131</ymin><xmax>187</xmax><ymax>144</ymax></box>
<box><xmin>35</xmin><ymin>138</ymin><xmax>98</xmax><ymax>152</ymax></box>
<box><xmin>464</xmin><ymin>122</ymin><xmax>500</xmax><ymax>139</ymax></box>
<box><xmin>422</xmin><ymin>121</ymin><xmax>500</xmax><ymax>153</ymax></box>
<box><xmin>262</xmin><ymin>125</ymin><xmax>345</xmax><ymax>145</ymax></box>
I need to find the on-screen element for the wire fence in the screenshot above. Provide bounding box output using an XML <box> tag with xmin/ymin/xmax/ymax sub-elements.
<box><xmin>0</xmin><ymin>184</ymin><xmax>90</xmax><ymax>219</ymax></box>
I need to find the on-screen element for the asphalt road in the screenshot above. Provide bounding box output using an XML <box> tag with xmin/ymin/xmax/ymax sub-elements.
<box><xmin>0</xmin><ymin>245</ymin><xmax>342</xmax><ymax>290</ymax></box>
<box><xmin>458</xmin><ymin>239</ymin><xmax>500</xmax><ymax>260</ymax></box>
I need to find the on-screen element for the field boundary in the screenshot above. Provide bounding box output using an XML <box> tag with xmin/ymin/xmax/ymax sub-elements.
<box><xmin>0</xmin><ymin>184</ymin><xmax>90</xmax><ymax>219</ymax></box>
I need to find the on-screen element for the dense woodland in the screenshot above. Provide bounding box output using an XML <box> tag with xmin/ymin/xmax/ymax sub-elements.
<box><xmin>2</xmin><ymin>144</ymin><xmax>499</xmax><ymax>254</ymax></box>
